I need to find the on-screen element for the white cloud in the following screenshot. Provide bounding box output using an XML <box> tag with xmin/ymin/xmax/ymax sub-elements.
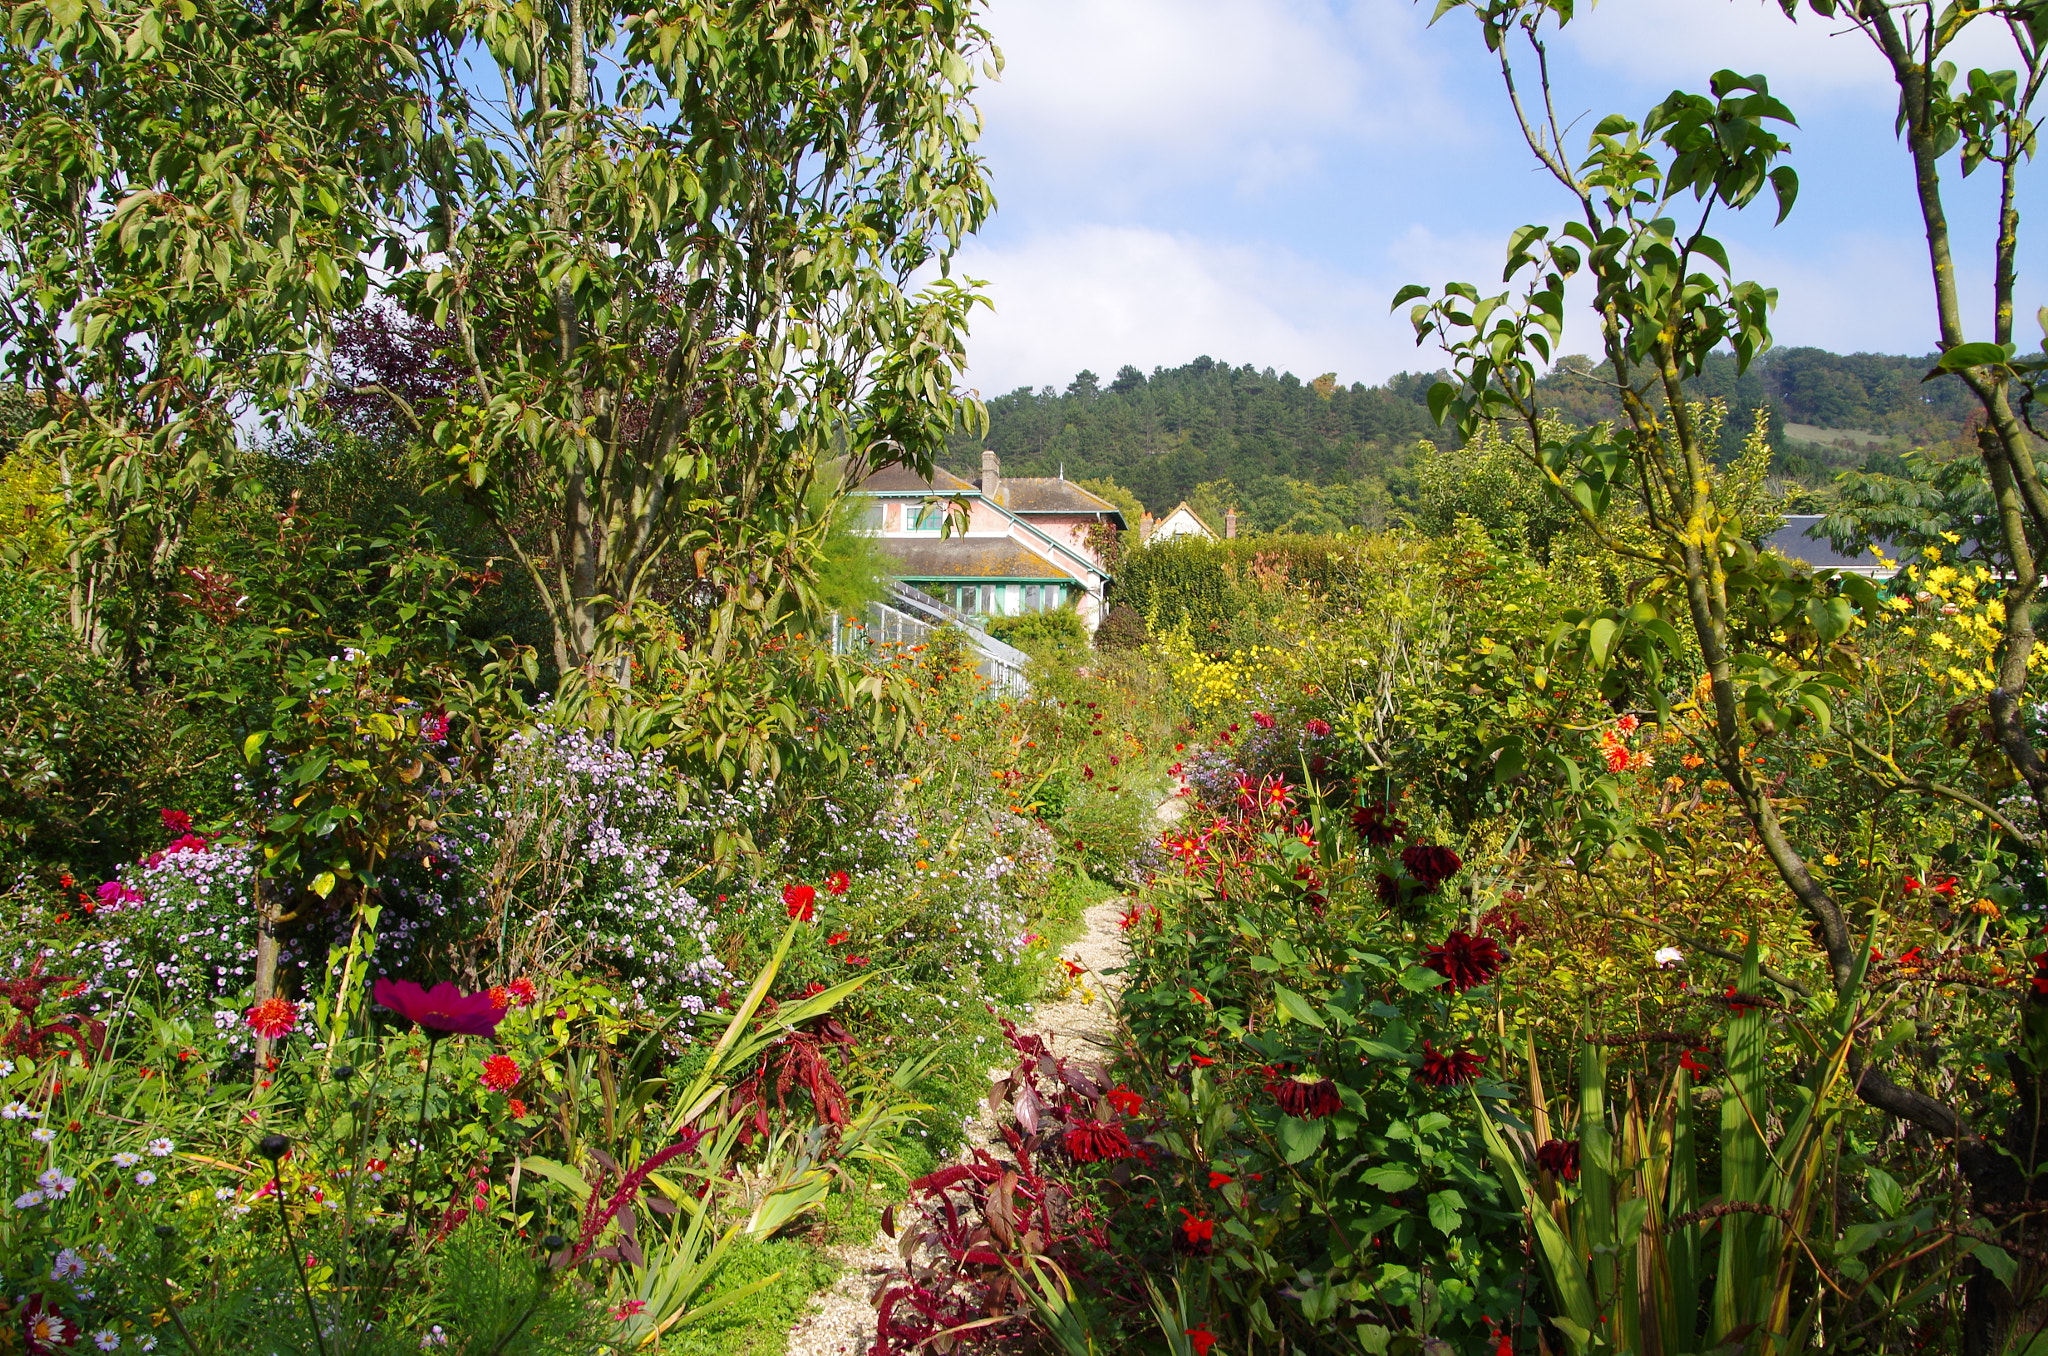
<box><xmin>954</xmin><ymin>225</ymin><xmax>1420</xmax><ymax>394</ymax></box>
<box><xmin>975</xmin><ymin>0</ymin><xmax>1454</xmax><ymax>198</ymax></box>
<box><xmin>1562</xmin><ymin>0</ymin><xmax>2015</xmax><ymax>109</ymax></box>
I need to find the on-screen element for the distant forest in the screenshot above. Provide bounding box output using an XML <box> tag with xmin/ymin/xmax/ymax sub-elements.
<box><xmin>943</xmin><ymin>348</ymin><xmax>1983</xmax><ymax>533</ymax></box>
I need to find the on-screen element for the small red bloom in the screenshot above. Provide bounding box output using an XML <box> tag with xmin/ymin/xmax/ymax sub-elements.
<box><xmin>1252</xmin><ymin>711</ymin><xmax>1277</xmax><ymax>729</ymax></box>
<box><xmin>488</xmin><ymin>985</ymin><xmax>511</xmax><ymax>1010</ymax></box>
<box><xmin>160</xmin><ymin>808</ymin><xmax>192</xmax><ymax>834</ymax></box>
<box><xmin>1417</xmin><ymin>1041</ymin><xmax>1484</xmax><ymax>1088</ymax></box>
<box><xmin>1061</xmin><ymin>958</ymin><xmax>1085</xmax><ymax>978</ymax></box>
<box><xmin>825</xmin><ymin>870</ymin><xmax>851</xmax><ymax>895</ymax></box>
<box><xmin>1268</xmin><ymin>1074</ymin><xmax>1343</xmax><ymax>1118</ymax></box>
<box><xmin>1535</xmin><ymin>1138</ymin><xmax>1580</xmax><ymax>1181</ymax></box>
<box><xmin>610</xmin><ymin>1299</ymin><xmax>647</xmax><ymax>1321</ymax></box>
<box><xmin>826</xmin><ymin>931</ymin><xmax>850</xmax><ymax>946</ymax></box>
<box><xmin>1064</xmin><ymin>1118</ymin><xmax>1134</xmax><ymax>1162</ymax></box>
<box><xmin>1401</xmin><ymin>843</ymin><xmax>1464</xmax><ymax>890</ymax></box>
<box><xmin>783</xmin><ymin>883</ymin><xmax>817</xmax><ymax>921</ymax></box>
<box><xmin>1422</xmin><ymin>931</ymin><xmax>1506</xmax><ymax>992</ymax></box>
<box><xmin>1723</xmin><ymin>985</ymin><xmax>1756</xmax><ymax>1017</ymax></box>
<box><xmin>1186</xmin><ymin>1327</ymin><xmax>1218</xmax><ymax>1356</ymax></box>
<box><xmin>507</xmin><ymin>977</ymin><xmax>536</xmax><ymax>1007</ymax></box>
<box><xmin>1105</xmin><ymin>1085</ymin><xmax>1143</xmax><ymax>1116</ymax></box>
<box><xmin>480</xmin><ymin>1054</ymin><xmax>520</xmax><ymax>1091</ymax></box>
<box><xmin>1351</xmin><ymin>801</ymin><xmax>1409</xmax><ymax>846</ymax></box>
<box><xmin>1177</xmin><ymin>1209</ymin><xmax>1217</xmax><ymax>1254</ymax></box>
<box><xmin>1304</xmin><ymin>718</ymin><xmax>1332</xmax><ymax>737</ymax></box>
<box><xmin>1680</xmin><ymin>1048</ymin><xmax>1712</xmax><ymax>1075</ymax></box>
<box><xmin>1189</xmin><ymin>1054</ymin><xmax>1215</xmax><ymax>1067</ymax></box>
<box><xmin>508</xmin><ymin>1097</ymin><xmax>529</xmax><ymax>1118</ymax></box>
<box><xmin>245</xmin><ymin>997</ymin><xmax>298</xmax><ymax>1041</ymax></box>
<box><xmin>1187</xmin><ymin>988</ymin><xmax>1209</xmax><ymax>1005</ymax></box>
<box><xmin>845</xmin><ymin>955</ymin><xmax>869</xmax><ymax>967</ymax></box>
<box><xmin>1208</xmin><ymin>1170</ymin><xmax>1233</xmax><ymax>1188</ymax></box>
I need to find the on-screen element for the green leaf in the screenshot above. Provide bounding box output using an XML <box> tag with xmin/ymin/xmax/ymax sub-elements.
<box><xmin>1927</xmin><ymin>341</ymin><xmax>2013</xmax><ymax>377</ymax></box>
<box><xmin>1278</xmin><ymin>1114</ymin><xmax>1327</xmax><ymax>1164</ymax></box>
<box><xmin>242</xmin><ymin>731</ymin><xmax>268</xmax><ymax>763</ymax></box>
<box><xmin>309</xmin><ymin>872</ymin><xmax>337</xmax><ymax>899</ymax></box>
<box><xmin>1360</xmin><ymin>1164</ymin><xmax>1418</xmax><ymax>1192</ymax></box>
<box><xmin>1973</xmin><ymin>1242</ymin><xmax>2019</xmax><ymax>1287</ymax></box>
<box><xmin>1426</xmin><ymin>1188</ymin><xmax>1466</xmax><ymax>1235</ymax></box>
<box><xmin>1390</xmin><ymin>283</ymin><xmax>1429</xmax><ymax>309</ymax></box>
<box><xmin>1272</xmin><ymin>984</ymin><xmax>1328</xmax><ymax>1029</ymax></box>
<box><xmin>1866</xmin><ymin>1167</ymin><xmax>1905</xmax><ymax>1218</ymax></box>
<box><xmin>1398</xmin><ymin>966</ymin><xmax>1447</xmax><ymax>993</ymax></box>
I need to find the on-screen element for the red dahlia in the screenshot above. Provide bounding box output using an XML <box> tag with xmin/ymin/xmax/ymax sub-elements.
<box><xmin>783</xmin><ymin>883</ymin><xmax>817</xmax><ymax>921</ymax></box>
<box><xmin>245</xmin><ymin>997</ymin><xmax>298</xmax><ymax>1041</ymax></box>
<box><xmin>507</xmin><ymin>976</ymin><xmax>537</xmax><ymax>1007</ymax></box>
<box><xmin>1063</xmin><ymin>1118</ymin><xmax>1134</xmax><ymax>1162</ymax></box>
<box><xmin>1535</xmin><ymin>1138</ymin><xmax>1580</xmax><ymax>1181</ymax></box>
<box><xmin>1401</xmin><ymin>844</ymin><xmax>1464</xmax><ymax>891</ymax></box>
<box><xmin>824</xmin><ymin>870</ymin><xmax>851</xmax><ymax>895</ymax></box>
<box><xmin>1350</xmin><ymin>801</ymin><xmax>1409</xmax><ymax>846</ymax></box>
<box><xmin>159</xmin><ymin>808</ymin><xmax>192</xmax><ymax>834</ymax></box>
<box><xmin>480</xmin><ymin>1054</ymin><xmax>520</xmax><ymax>1091</ymax></box>
<box><xmin>1267</xmin><ymin>1074</ymin><xmax>1342</xmax><ymax>1119</ymax></box>
<box><xmin>1417</xmin><ymin>1041</ymin><xmax>1484</xmax><ymax>1088</ymax></box>
<box><xmin>1421</xmin><ymin>930</ymin><xmax>1506</xmax><ymax>992</ymax></box>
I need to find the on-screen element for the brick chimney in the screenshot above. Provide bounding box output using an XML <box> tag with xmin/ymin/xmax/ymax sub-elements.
<box><xmin>1138</xmin><ymin>510</ymin><xmax>1155</xmax><ymax>543</ymax></box>
<box><xmin>981</xmin><ymin>449</ymin><xmax>1003</xmax><ymax>505</ymax></box>
<box><xmin>1225</xmin><ymin>507</ymin><xmax>1238</xmax><ymax>539</ymax></box>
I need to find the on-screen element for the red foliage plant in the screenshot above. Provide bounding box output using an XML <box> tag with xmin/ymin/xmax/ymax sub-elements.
<box><xmin>1</xmin><ymin>961</ymin><xmax>106</xmax><ymax>1065</ymax></box>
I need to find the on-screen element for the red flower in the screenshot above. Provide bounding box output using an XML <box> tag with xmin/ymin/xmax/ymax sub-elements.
<box><xmin>825</xmin><ymin>870</ymin><xmax>851</xmax><ymax>895</ymax></box>
<box><xmin>1350</xmin><ymin>800</ymin><xmax>1409</xmax><ymax>846</ymax></box>
<box><xmin>611</xmin><ymin>1299</ymin><xmax>647</xmax><ymax>1321</ymax></box>
<box><xmin>1252</xmin><ymin>711</ymin><xmax>1277</xmax><ymax>729</ymax></box>
<box><xmin>1304</xmin><ymin>718</ymin><xmax>1332</xmax><ymax>737</ymax></box>
<box><xmin>826</xmin><ymin>931</ymin><xmax>850</xmax><ymax>946</ymax></box>
<box><xmin>480</xmin><ymin>1054</ymin><xmax>521</xmax><ymax>1091</ymax></box>
<box><xmin>1680</xmin><ymin>1048</ymin><xmax>1712</xmax><ymax>1075</ymax></box>
<box><xmin>245</xmin><ymin>997</ymin><xmax>298</xmax><ymax>1041</ymax></box>
<box><xmin>1723</xmin><ymin>985</ymin><xmax>1756</xmax><ymax>1017</ymax></box>
<box><xmin>783</xmin><ymin>883</ymin><xmax>817</xmax><ymax>921</ymax></box>
<box><xmin>1186</xmin><ymin>1328</ymin><xmax>1218</xmax><ymax>1356</ymax></box>
<box><xmin>22</xmin><ymin>1294</ymin><xmax>77</xmax><ymax>1354</ymax></box>
<box><xmin>845</xmin><ymin>955</ymin><xmax>869</xmax><ymax>966</ymax></box>
<box><xmin>1208</xmin><ymin>1170</ymin><xmax>1234</xmax><ymax>1188</ymax></box>
<box><xmin>1177</xmin><ymin>1209</ymin><xmax>1217</xmax><ymax>1254</ymax></box>
<box><xmin>507</xmin><ymin>977</ymin><xmax>536</xmax><ymax>1007</ymax></box>
<box><xmin>1105</xmin><ymin>1084</ymin><xmax>1143</xmax><ymax>1116</ymax></box>
<box><xmin>801</xmin><ymin>982</ymin><xmax>827</xmax><ymax>998</ymax></box>
<box><xmin>1189</xmin><ymin>1054</ymin><xmax>1215</xmax><ymax>1067</ymax></box>
<box><xmin>488</xmin><ymin>985</ymin><xmax>511</xmax><ymax>1010</ymax></box>
<box><xmin>1421</xmin><ymin>931</ymin><xmax>1506</xmax><ymax>992</ymax></box>
<box><xmin>1535</xmin><ymin>1138</ymin><xmax>1579</xmax><ymax>1181</ymax></box>
<box><xmin>1417</xmin><ymin>1041</ymin><xmax>1484</xmax><ymax>1088</ymax></box>
<box><xmin>1064</xmin><ymin>1118</ymin><xmax>1134</xmax><ymax>1162</ymax></box>
<box><xmin>509</xmin><ymin>1097</ymin><xmax>529</xmax><ymax>1118</ymax></box>
<box><xmin>1375</xmin><ymin>873</ymin><xmax>1401</xmax><ymax>905</ymax></box>
<box><xmin>1604</xmin><ymin>745</ymin><xmax>1631</xmax><ymax>773</ymax></box>
<box><xmin>1267</xmin><ymin>1074</ymin><xmax>1342</xmax><ymax>1119</ymax></box>
<box><xmin>159</xmin><ymin>808</ymin><xmax>192</xmax><ymax>835</ymax></box>
<box><xmin>1401</xmin><ymin>843</ymin><xmax>1463</xmax><ymax>890</ymax></box>
<box><xmin>164</xmin><ymin>833</ymin><xmax>210</xmax><ymax>855</ymax></box>
<box><xmin>373</xmin><ymin>979</ymin><xmax>507</xmax><ymax>1036</ymax></box>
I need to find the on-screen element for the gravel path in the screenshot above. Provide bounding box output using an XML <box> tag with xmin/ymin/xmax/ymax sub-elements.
<box><xmin>782</xmin><ymin>893</ymin><xmax>1131</xmax><ymax>1356</ymax></box>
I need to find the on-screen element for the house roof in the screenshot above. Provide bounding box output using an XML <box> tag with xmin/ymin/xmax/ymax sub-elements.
<box><xmin>878</xmin><ymin>536</ymin><xmax>1082</xmax><ymax>581</ymax></box>
<box><xmin>853</xmin><ymin>464</ymin><xmax>977</xmax><ymax>494</ymax></box>
<box><xmin>1000</xmin><ymin>477</ymin><xmax>1126</xmax><ymax>522</ymax></box>
<box><xmin>1152</xmin><ymin>502</ymin><xmax>1216</xmax><ymax>537</ymax></box>
<box><xmin>1764</xmin><ymin>515</ymin><xmax>1890</xmax><ymax>572</ymax></box>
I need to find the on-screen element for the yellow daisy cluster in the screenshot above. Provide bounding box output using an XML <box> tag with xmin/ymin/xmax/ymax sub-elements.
<box><xmin>1155</xmin><ymin>624</ymin><xmax>1287</xmax><ymax>720</ymax></box>
<box><xmin>1885</xmin><ymin>548</ymin><xmax>2032</xmax><ymax>693</ymax></box>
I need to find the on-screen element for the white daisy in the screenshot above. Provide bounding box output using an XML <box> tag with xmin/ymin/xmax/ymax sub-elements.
<box><xmin>52</xmin><ymin>1247</ymin><xmax>87</xmax><ymax>1280</ymax></box>
<box><xmin>111</xmin><ymin>1152</ymin><xmax>141</xmax><ymax>1169</ymax></box>
<box><xmin>95</xmin><ymin>1330</ymin><xmax>120</xmax><ymax>1351</ymax></box>
<box><xmin>29</xmin><ymin>1127</ymin><xmax>55</xmax><ymax>1143</ymax></box>
<box><xmin>133</xmin><ymin>1171</ymin><xmax>156</xmax><ymax>1187</ymax></box>
<box><xmin>145</xmin><ymin>1138</ymin><xmax>174</xmax><ymax>1157</ymax></box>
<box><xmin>12</xmin><ymin>1189</ymin><xmax>44</xmax><ymax>1209</ymax></box>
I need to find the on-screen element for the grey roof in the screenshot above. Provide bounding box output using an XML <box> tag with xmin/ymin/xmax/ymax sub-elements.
<box><xmin>1764</xmin><ymin>516</ymin><xmax>1889</xmax><ymax>571</ymax></box>
<box><xmin>998</xmin><ymin>477</ymin><xmax>1127</xmax><ymax>523</ymax></box>
<box><xmin>878</xmin><ymin>536</ymin><xmax>1076</xmax><ymax>581</ymax></box>
<box><xmin>854</xmin><ymin>464</ymin><xmax>977</xmax><ymax>494</ymax></box>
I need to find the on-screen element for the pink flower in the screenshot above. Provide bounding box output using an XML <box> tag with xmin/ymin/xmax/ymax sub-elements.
<box><xmin>610</xmin><ymin>1300</ymin><xmax>647</xmax><ymax>1321</ymax></box>
<box><xmin>159</xmin><ymin>808</ymin><xmax>192</xmax><ymax>834</ymax></box>
<box><xmin>95</xmin><ymin>880</ymin><xmax>142</xmax><ymax>909</ymax></box>
<box><xmin>1252</xmin><ymin>711</ymin><xmax>1277</xmax><ymax>729</ymax></box>
<box><xmin>245</xmin><ymin>997</ymin><xmax>298</xmax><ymax>1041</ymax></box>
<box><xmin>372</xmin><ymin>979</ymin><xmax>507</xmax><ymax>1036</ymax></box>
<box><xmin>1304</xmin><ymin>718</ymin><xmax>1332</xmax><ymax>737</ymax></box>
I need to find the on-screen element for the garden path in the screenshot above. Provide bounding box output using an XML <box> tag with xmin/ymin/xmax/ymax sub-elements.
<box><xmin>783</xmin><ymin>890</ymin><xmax>1133</xmax><ymax>1356</ymax></box>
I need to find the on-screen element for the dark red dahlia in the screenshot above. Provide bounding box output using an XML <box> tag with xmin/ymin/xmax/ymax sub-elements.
<box><xmin>1535</xmin><ymin>1138</ymin><xmax>1580</xmax><ymax>1181</ymax></box>
<box><xmin>1063</xmin><ymin>1118</ymin><xmax>1134</xmax><ymax>1163</ymax></box>
<box><xmin>1267</xmin><ymin>1074</ymin><xmax>1342</xmax><ymax>1119</ymax></box>
<box><xmin>1417</xmin><ymin>1041</ymin><xmax>1484</xmax><ymax>1088</ymax></box>
<box><xmin>1421</xmin><ymin>930</ymin><xmax>1506</xmax><ymax>992</ymax></box>
<box><xmin>1401</xmin><ymin>844</ymin><xmax>1463</xmax><ymax>891</ymax></box>
<box><xmin>159</xmin><ymin>808</ymin><xmax>192</xmax><ymax>835</ymax></box>
<box><xmin>1375</xmin><ymin>873</ymin><xmax>1401</xmax><ymax>906</ymax></box>
<box><xmin>1351</xmin><ymin>801</ymin><xmax>1409</xmax><ymax>846</ymax></box>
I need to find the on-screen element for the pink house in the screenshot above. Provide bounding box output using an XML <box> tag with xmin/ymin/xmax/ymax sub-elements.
<box><xmin>849</xmin><ymin>451</ymin><xmax>1126</xmax><ymax>631</ymax></box>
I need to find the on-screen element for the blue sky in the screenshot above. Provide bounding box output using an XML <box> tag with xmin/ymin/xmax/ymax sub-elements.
<box><xmin>950</xmin><ymin>0</ymin><xmax>2045</xmax><ymax>397</ymax></box>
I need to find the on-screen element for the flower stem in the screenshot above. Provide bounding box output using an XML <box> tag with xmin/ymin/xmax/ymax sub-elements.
<box><xmin>273</xmin><ymin>1174</ymin><xmax>327</xmax><ymax>1356</ymax></box>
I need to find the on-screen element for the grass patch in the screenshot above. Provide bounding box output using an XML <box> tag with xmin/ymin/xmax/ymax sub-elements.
<box><xmin>658</xmin><ymin>1234</ymin><xmax>841</xmax><ymax>1356</ymax></box>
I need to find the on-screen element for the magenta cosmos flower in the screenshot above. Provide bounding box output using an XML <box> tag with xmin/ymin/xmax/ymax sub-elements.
<box><xmin>372</xmin><ymin>979</ymin><xmax>506</xmax><ymax>1036</ymax></box>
